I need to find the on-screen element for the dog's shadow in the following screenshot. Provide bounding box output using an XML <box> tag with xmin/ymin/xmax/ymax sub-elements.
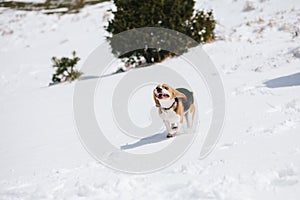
<box><xmin>120</xmin><ymin>131</ymin><xmax>169</xmax><ymax>150</ymax></box>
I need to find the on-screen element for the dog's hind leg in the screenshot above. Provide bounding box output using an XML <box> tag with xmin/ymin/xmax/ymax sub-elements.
<box><xmin>186</xmin><ymin>104</ymin><xmax>195</xmax><ymax>128</ymax></box>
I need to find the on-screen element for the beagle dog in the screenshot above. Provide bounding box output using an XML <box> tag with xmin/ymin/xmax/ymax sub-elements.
<box><xmin>153</xmin><ymin>84</ymin><xmax>195</xmax><ymax>138</ymax></box>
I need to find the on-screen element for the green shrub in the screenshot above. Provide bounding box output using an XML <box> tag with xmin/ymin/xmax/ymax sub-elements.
<box><xmin>50</xmin><ymin>51</ymin><xmax>82</xmax><ymax>85</ymax></box>
<box><xmin>106</xmin><ymin>0</ymin><xmax>215</xmax><ymax>68</ymax></box>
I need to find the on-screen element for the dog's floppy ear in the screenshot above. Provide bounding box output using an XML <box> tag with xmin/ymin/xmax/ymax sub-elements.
<box><xmin>153</xmin><ymin>92</ymin><xmax>160</xmax><ymax>107</ymax></box>
<box><xmin>174</xmin><ymin>89</ymin><xmax>187</xmax><ymax>101</ymax></box>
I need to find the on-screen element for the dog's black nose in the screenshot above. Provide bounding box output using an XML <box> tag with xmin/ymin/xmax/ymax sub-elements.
<box><xmin>156</xmin><ymin>87</ymin><xmax>162</xmax><ymax>92</ymax></box>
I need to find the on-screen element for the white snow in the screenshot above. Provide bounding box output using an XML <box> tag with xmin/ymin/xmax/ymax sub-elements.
<box><xmin>1</xmin><ymin>0</ymin><xmax>300</xmax><ymax>199</ymax></box>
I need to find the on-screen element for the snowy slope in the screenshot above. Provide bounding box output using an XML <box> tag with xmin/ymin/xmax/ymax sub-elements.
<box><xmin>1</xmin><ymin>0</ymin><xmax>300</xmax><ymax>199</ymax></box>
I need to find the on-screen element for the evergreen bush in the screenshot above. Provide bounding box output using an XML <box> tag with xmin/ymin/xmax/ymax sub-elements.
<box><xmin>106</xmin><ymin>0</ymin><xmax>215</xmax><ymax>68</ymax></box>
<box><xmin>50</xmin><ymin>51</ymin><xmax>82</xmax><ymax>85</ymax></box>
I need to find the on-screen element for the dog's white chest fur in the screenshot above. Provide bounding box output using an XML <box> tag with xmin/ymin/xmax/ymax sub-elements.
<box><xmin>158</xmin><ymin>99</ymin><xmax>180</xmax><ymax>123</ymax></box>
<box><xmin>159</xmin><ymin>109</ymin><xmax>180</xmax><ymax>123</ymax></box>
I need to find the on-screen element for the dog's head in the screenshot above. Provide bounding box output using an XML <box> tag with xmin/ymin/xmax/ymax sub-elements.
<box><xmin>153</xmin><ymin>84</ymin><xmax>186</xmax><ymax>108</ymax></box>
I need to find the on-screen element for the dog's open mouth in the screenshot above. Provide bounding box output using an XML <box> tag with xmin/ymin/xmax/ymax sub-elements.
<box><xmin>157</xmin><ymin>93</ymin><xmax>170</xmax><ymax>99</ymax></box>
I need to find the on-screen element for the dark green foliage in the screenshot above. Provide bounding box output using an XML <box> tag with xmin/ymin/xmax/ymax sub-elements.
<box><xmin>50</xmin><ymin>51</ymin><xmax>82</xmax><ymax>85</ymax></box>
<box><xmin>187</xmin><ymin>10</ymin><xmax>215</xmax><ymax>43</ymax></box>
<box><xmin>106</xmin><ymin>0</ymin><xmax>216</xmax><ymax>67</ymax></box>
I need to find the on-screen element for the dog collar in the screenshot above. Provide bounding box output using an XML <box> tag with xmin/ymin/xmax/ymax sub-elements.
<box><xmin>162</xmin><ymin>98</ymin><xmax>178</xmax><ymax>111</ymax></box>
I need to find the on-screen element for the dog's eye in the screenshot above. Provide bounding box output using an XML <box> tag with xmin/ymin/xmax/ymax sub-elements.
<box><xmin>164</xmin><ymin>86</ymin><xmax>169</xmax><ymax>90</ymax></box>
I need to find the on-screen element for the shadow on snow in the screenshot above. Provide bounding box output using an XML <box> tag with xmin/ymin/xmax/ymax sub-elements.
<box><xmin>264</xmin><ymin>72</ymin><xmax>300</xmax><ymax>88</ymax></box>
<box><xmin>120</xmin><ymin>132</ymin><xmax>168</xmax><ymax>150</ymax></box>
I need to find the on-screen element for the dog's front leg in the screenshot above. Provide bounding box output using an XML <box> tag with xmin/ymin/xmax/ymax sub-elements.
<box><xmin>166</xmin><ymin>120</ymin><xmax>181</xmax><ymax>138</ymax></box>
<box><xmin>163</xmin><ymin>120</ymin><xmax>172</xmax><ymax>135</ymax></box>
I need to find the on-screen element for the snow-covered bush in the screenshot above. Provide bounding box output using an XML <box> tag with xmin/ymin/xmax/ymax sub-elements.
<box><xmin>105</xmin><ymin>0</ymin><xmax>216</xmax><ymax>69</ymax></box>
<box><xmin>50</xmin><ymin>51</ymin><xmax>82</xmax><ymax>85</ymax></box>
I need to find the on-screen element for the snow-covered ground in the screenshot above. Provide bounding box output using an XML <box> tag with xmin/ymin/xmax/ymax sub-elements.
<box><xmin>1</xmin><ymin>0</ymin><xmax>300</xmax><ymax>199</ymax></box>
